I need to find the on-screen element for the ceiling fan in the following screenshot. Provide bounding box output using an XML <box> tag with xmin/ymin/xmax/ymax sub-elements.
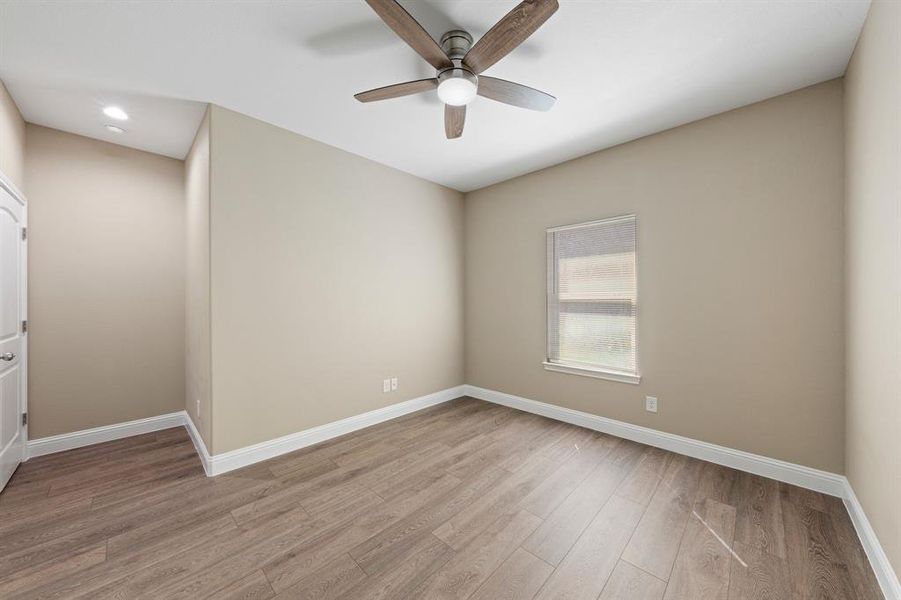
<box><xmin>354</xmin><ymin>0</ymin><xmax>559</xmax><ymax>139</ymax></box>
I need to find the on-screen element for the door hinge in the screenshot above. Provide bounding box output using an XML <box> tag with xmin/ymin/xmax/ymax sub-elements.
<box><xmin>21</xmin><ymin>413</ymin><xmax>27</xmax><ymax>426</ymax></box>
<box><xmin>21</xmin><ymin>320</ymin><xmax>26</xmax><ymax>334</ymax></box>
<box><xmin>21</xmin><ymin>227</ymin><xmax>26</xmax><ymax>241</ymax></box>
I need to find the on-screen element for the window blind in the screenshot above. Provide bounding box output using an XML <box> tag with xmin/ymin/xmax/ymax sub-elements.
<box><xmin>547</xmin><ymin>215</ymin><xmax>638</xmax><ymax>377</ymax></box>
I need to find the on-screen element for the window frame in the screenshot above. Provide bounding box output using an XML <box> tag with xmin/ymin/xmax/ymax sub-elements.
<box><xmin>544</xmin><ymin>214</ymin><xmax>641</xmax><ymax>385</ymax></box>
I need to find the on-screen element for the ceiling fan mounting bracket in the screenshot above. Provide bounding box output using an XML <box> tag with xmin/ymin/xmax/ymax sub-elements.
<box><xmin>440</xmin><ymin>30</ymin><xmax>473</xmax><ymax>62</ymax></box>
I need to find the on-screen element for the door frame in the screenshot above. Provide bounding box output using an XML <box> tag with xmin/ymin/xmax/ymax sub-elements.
<box><xmin>0</xmin><ymin>170</ymin><xmax>27</xmax><ymax>461</ymax></box>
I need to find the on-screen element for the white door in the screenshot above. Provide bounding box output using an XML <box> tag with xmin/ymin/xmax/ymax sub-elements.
<box><xmin>0</xmin><ymin>181</ymin><xmax>26</xmax><ymax>492</ymax></box>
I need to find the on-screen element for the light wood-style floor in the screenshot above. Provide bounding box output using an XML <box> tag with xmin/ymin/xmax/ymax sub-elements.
<box><xmin>0</xmin><ymin>398</ymin><xmax>883</xmax><ymax>600</ymax></box>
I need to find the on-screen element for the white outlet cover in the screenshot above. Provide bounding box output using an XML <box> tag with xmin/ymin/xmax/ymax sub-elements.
<box><xmin>391</xmin><ymin>378</ymin><xmax>398</xmax><ymax>391</ymax></box>
<box><xmin>383</xmin><ymin>379</ymin><xmax>390</xmax><ymax>393</ymax></box>
<box><xmin>646</xmin><ymin>396</ymin><xmax>658</xmax><ymax>413</ymax></box>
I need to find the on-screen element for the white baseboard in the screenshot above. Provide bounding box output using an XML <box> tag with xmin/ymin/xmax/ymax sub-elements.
<box><xmin>26</xmin><ymin>412</ymin><xmax>186</xmax><ymax>459</ymax></box>
<box><xmin>465</xmin><ymin>384</ymin><xmax>900</xmax><ymax>599</ymax></box>
<box><xmin>843</xmin><ymin>482</ymin><xmax>901</xmax><ymax>600</ymax></box>
<box><xmin>463</xmin><ymin>385</ymin><xmax>846</xmax><ymax>496</ymax></box>
<box><xmin>183</xmin><ymin>412</ymin><xmax>212</xmax><ymax>477</ymax></box>
<box><xmin>205</xmin><ymin>385</ymin><xmax>465</xmax><ymax>476</ymax></box>
<box><xmin>24</xmin><ymin>387</ymin><xmax>464</xmax><ymax>475</ymax></box>
<box><xmin>21</xmin><ymin>384</ymin><xmax>897</xmax><ymax>598</ymax></box>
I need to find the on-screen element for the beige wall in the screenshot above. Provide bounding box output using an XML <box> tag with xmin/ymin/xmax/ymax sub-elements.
<box><xmin>25</xmin><ymin>125</ymin><xmax>185</xmax><ymax>438</ymax></box>
<box><xmin>844</xmin><ymin>0</ymin><xmax>901</xmax><ymax>577</ymax></box>
<box><xmin>0</xmin><ymin>80</ymin><xmax>25</xmax><ymax>191</ymax></box>
<box><xmin>185</xmin><ymin>108</ymin><xmax>212</xmax><ymax>449</ymax></box>
<box><xmin>207</xmin><ymin>106</ymin><xmax>464</xmax><ymax>454</ymax></box>
<box><xmin>465</xmin><ymin>80</ymin><xmax>845</xmax><ymax>472</ymax></box>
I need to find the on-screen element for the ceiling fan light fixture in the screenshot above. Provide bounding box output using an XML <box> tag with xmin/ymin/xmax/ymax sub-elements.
<box><xmin>437</xmin><ymin>69</ymin><xmax>478</xmax><ymax>106</ymax></box>
<box><xmin>356</xmin><ymin>0</ymin><xmax>559</xmax><ymax>138</ymax></box>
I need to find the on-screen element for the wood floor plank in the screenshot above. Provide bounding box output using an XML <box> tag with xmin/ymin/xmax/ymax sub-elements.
<box><xmin>88</xmin><ymin>461</ymin><xmax>205</xmax><ymax>509</ymax></box>
<box><xmin>300</xmin><ymin>482</ymin><xmax>384</xmax><ymax>522</ymax></box>
<box><xmin>470</xmin><ymin>547</ymin><xmax>554</xmax><ymax>600</ymax></box>
<box><xmin>88</xmin><ymin>462</ymin><xmax>239</xmax><ymax>512</ymax></box>
<box><xmin>694</xmin><ymin>462</ymin><xmax>737</xmax><ymax>505</ymax></box>
<box><xmin>230</xmin><ymin>473</ymin><xmax>366</xmax><ymax>527</ymax></box>
<box><xmin>369</xmin><ymin>431</ymin><xmax>505</xmax><ymax>501</ymax></box>
<box><xmin>424</xmin><ymin>404</ymin><xmax>521</xmax><ymax>449</ymax></box>
<box><xmin>271</xmin><ymin>554</ymin><xmax>364</xmax><ymax>600</ymax></box>
<box><xmin>45</xmin><ymin>443</ymin><xmax>198</xmax><ymax>497</ymax></box>
<box><xmin>0</xmin><ymin>543</ymin><xmax>106</xmax><ymax>598</ymax></box>
<box><xmin>663</xmin><ymin>498</ymin><xmax>736</xmax><ymax>600</ymax></box>
<box><xmin>620</xmin><ymin>453</ymin><xmax>704</xmax><ymax>581</ymax></box>
<box><xmin>343</xmin><ymin>534</ymin><xmax>455</xmax><ymax>600</ymax></box>
<box><xmin>350</xmin><ymin>440</ymin><xmax>451</xmax><ymax>490</ymax></box>
<box><xmin>497</xmin><ymin>418</ymin><xmax>571</xmax><ymax>472</ymax></box>
<box><xmin>780</xmin><ymin>498</ymin><xmax>869</xmax><ymax>600</ymax></box>
<box><xmin>433</xmin><ymin>455</ymin><xmax>560</xmax><ymax>550</ymax></box>
<box><xmin>10</xmin><ymin>431</ymin><xmax>167</xmax><ymax>477</ymax></box>
<box><xmin>0</xmin><ymin>474</ymin><xmax>49</xmax><ymax>498</ymax></box>
<box><xmin>14</xmin><ymin>513</ymin><xmax>239</xmax><ymax>600</ymax></box>
<box><xmin>256</xmin><ymin>509</ymin><xmax>398</xmax><ymax>595</ymax></box>
<box><xmin>208</xmin><ymin>570</ymin><xmax>275</xmax><ymax>600</ymax></box>
<box><xmin>795</xmin><ymin>505</ymin><xmax>859</xmax><ymax>599</ymax></box>
<box><xmin>0</xmin><ymin>496</ymin><xmax>94</xmax><ymax>536</ymax></box>
<box><xmin>825</xmin><ymin>500</ymin><xmax>884</xmax><ymax>598</ymax></box>
<box><xmin>523</xmin><ymin>438</ymin><xmax>644</xmax><ymax>566</ymax></box>
<box><xmin>413</xmin><ymin>510</ymin><xmax>542</xmax><ymax>600</ymax></box>
<box><xmin>0</xmin><ymin>398</ymin><xmax>883</xmax><ymax>600</ymax></box>
<box><xmin>598</xmin><ymin>560</ymin><xmax>666</xmax><ymax>600</ymax></box>
<box><xmin>727</xmin><ymin>540</ymin><xmax>792</xmax><ymax>600</ymax></box>
<box><xmin>442</xmin><ymin>413</ymin><xmax>544</xmax><ymax>481</ymax></box>
<box><xmin>779</xmin><ymin>481</ymin><xmax>828</xmax><ymax>513</ymax></box>
<box><xmin>538</xmin><ymin>424</ymin><xmax>601</xmax><ymax>462</ymax></box>
<box><xmin>615</xmin><ymin>446</ymin><xmax>672</xmax><ymax>506</ymax></box>
<box><xmin>329</xmin><ymin>441</ymin><xmax>400</xmax><ymax>470</ymax></box>
<box><xmin>104</xmin><ymin>481</ymin><xmax>284</xmax><ymax>558</ymax></box>
<box><xmin>780</xmin><ymin>498</ymin><xmax>814</xmax><ymax>599</ymax></box>
<box><xmin>0</xmin><ymin>485</ymin><xmax>101</xmax><ymax>521</ymax></box>
<box><xmin>349</xmin><ymin>466</ymin><xmax>504</xmax><ymax>571</ymax></box>
<box><xmin>534</xmin><ymin>494</ymin><xmax>645</xmax><ymax>600</ymax></box>
<box><xmin>85</xmin><ymin>504</ymin><xmax>314</xmax><ymax>600</ymax></box>
<box><xmin>263</xmin><ymin>472</ymin><xmax>461</xmax><ymax>594</ymax></box>
<box><xmin>520</xmin><ymin>431</ymin><xmax>615</xmax><ymax>518</ymax></box>
<box><xmin>0</xmin><ymin>469</ymin><xmax>265</xmax><ymax>561</ymax></box>
<box><xmin>731</xmin><ymin>472</ymin><xmax>787</xmax><ymax>560</ymax></box>
<box><xmin>106</xmin><ymin>478</ymin><xmax>284</xmax><ymax>557</ymax></box>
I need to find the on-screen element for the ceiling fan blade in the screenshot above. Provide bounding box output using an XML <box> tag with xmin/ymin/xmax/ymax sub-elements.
<box><xmin>477</xmin><ymin>76</ymin><xmax>555</xmax><ymax>111</ymax></box>
<box><xmin>355</xmin><ymin>78</ymin><xmax>438</xmax><ymax>103</ymax></box>
<box><xmin>364</xmin><ymin>0</ymin><xmax>453</xmax><ymax>71</ymax></box>
<box><xmin>463</xmin><ymin>0</ymin><xmax>558</xmax><ymax>74</ymax></box>
<box><xmin>445</xmin><ymin>104</ymin><xmax>465</xmax><ymax>139</ymax></box>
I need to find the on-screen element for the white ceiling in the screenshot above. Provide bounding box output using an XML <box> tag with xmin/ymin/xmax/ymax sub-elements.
<box><xmin>0</xmin><ymin>0</ymin><xmax>870</xmax><ymax>192</ymax></box>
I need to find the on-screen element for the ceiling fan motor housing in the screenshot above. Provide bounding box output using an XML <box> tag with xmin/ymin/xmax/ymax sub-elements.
<box><xmin>437</xmin><ymin>29</ymin><xmax>478</xmax><ymax>106</ymax></box>
<box><xmin>440</xmin><ymin>30</ymin><xmax>473</xmax><ymax>62</ymax></box>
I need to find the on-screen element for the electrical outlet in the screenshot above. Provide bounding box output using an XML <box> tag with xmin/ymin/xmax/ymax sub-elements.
<box><xmin>391</xmin><ymin>377</ymin><xmax>398</xmax><ymax>391</ymax></box>
<box><xmin>383</xmin><ymin>379</ymin><xmax>391</xmax><ymax>393</ymax></box>
<box><xmin>645</xmin><ymin>396</ymin><xmax>658</xmax><ymax>413</ymax></box>
<box><xmin>196</xmin><ymin>398</ymin><xmax>201</xmax><ymax>418</ymax></box>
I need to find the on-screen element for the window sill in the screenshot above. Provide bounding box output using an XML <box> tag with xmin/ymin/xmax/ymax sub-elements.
<box><xmin>542</xmin><ymin>361</ymin><xmax>641</xmax><ymax>385</ymax></box>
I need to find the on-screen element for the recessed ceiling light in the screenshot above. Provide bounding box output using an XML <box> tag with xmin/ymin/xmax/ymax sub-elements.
<box><xmin>104</xmin><ymin>124</ymin><xmax>126</xmax><ymax>134</ymax></box>
<box><xmin>103</xmin><ymin>106</ymin><xmax>129</xmax><ymax>120</ymax></box>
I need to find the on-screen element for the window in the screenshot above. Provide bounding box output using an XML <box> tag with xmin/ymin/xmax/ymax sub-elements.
<box><xmin>545</xmin><ymin>215</ymin><xmax>639</xmax><ymax>384</ymax></box>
